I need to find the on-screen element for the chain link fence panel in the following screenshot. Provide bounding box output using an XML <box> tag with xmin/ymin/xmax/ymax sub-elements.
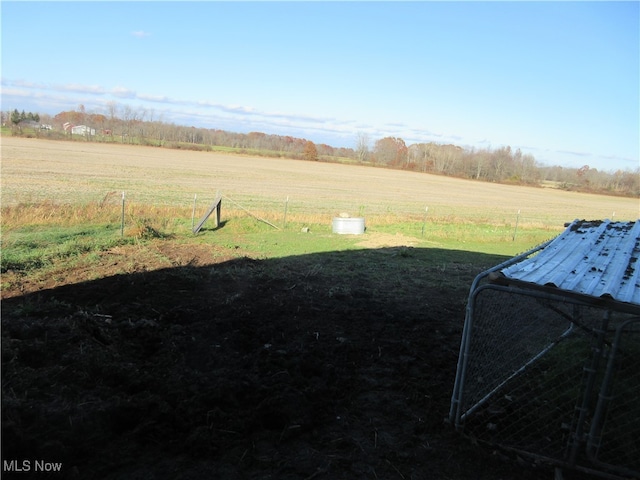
<box><xmin>451</xmin><ymin>284</ymin><xmax>640</xmax><ymax>479</ymax></box>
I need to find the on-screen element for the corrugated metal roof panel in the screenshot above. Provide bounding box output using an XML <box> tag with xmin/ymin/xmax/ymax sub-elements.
<box><xmin>501</xmin><ymin>219</ymin><xmax>640</xmax><ymax>306</ymax></box>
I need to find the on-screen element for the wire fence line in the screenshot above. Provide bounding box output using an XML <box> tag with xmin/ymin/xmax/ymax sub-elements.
<box><xmin>4</xmin><ymin>170</ymin><xmax>638</xmax><ymax>252</ymax></box>
<box><xmin>3</xmin><ymin>185</ymin><xmax>617</xmax><ymax>232</ymax></box>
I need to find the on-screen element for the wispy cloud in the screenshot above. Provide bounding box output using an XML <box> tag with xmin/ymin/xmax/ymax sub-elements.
<box><xmin>0</xmin><ymin>79</ymin><xmax>562</xmax><ymax>157</ymax></box>
<box><xmin>55</xmin><ymin>83</ymin><xmax>106</xmax><ymax>94</ymax></box>
<box><xmin>3</xmin><ymin>78</ymin><xmax>637</xmax><ymax>171</ymax></box>
<box><xmin>557</xmin><ymin>149</ymin><xmax>591</xmax><ymax>157</ymax></box>
<box><xmin>3</xmin><ymin>79</ymin><xmax>46</xmax><ymax>89</ymax></box>
<box><xmin>597</xmin><ymin>153</ymin><xmax>638</xmax><ymax>164</ymax></box>
<box><xmin>543</xmin><ymin>149</ymin><xmax>639</xmax><ymax>170</ymax></box>
<box><xmin>111</xmin><ymin>86</ymin><xmax>137</xmax><ymax>99</ymax></box>
<box><xmin>138</xmin><ymin>93</ymin><xmax>174</xmax><ymax>103</ymax></box>
<box><xmin>0</xmin><ymin>78</ymin><xmax>360</xmax><ymax>141</ymax></box>
<box><xmin>131</xmin><ymin>31</ymin><xmax>151</xmax><ymax>38</ymax></box>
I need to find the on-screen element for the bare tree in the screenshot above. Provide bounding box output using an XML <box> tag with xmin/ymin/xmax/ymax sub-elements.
<box><xmin>356</xmin><ymin>132</ymin><xmax>370</xmax><ymax>163</ymax></box>
<box><xmin>121</xmin><ymin>105</ymin><xmax>137</xmax><ymax>142</ymax></box>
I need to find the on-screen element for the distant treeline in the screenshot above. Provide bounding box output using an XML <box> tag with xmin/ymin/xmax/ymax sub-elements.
<box><xmin>3</xmin><ymin>106</ymin><xmax>638</xmax><ymax>197</ymax></box>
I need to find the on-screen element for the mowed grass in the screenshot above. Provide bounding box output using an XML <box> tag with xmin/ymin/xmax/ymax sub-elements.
<box><xmin>1</xmin><ymin>136</ymin><xmax>638</xmax><ymax>284</ymax></box>
<box><xmin>1</xmin><ymin>222</ymin><xmax>129</xmax><ymax>272</ymax></box>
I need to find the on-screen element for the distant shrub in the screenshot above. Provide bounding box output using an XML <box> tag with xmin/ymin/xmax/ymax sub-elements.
<box><xmin>168</xmin><ymin>142</ymin><xmax>212</xmax><ymax>152</ymax></box>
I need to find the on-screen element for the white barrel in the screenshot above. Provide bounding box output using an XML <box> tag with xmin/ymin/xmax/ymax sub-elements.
<box><xmin>332</xmin><ymin>217</ymin><xmax>365</xmax><ymax>234</ymax></box>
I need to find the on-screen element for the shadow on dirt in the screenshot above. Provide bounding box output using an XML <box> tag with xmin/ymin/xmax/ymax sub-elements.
<box><xmin>2</xmin><ymin>247</ymin><xmax>556</xmax><ymax>479</ymax></box>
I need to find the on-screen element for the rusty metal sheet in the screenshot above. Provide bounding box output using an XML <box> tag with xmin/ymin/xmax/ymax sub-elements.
<box><xmin>501</xmin><ymin>219</ymin><xmax>640</xmax><ymax>306</ymax></box>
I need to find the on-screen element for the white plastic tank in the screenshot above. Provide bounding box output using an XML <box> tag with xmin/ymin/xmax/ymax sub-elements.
<box><xmin>332</xmin><ymin>217</ymin><xmax>365</xmax><ymax>234</ymax></box>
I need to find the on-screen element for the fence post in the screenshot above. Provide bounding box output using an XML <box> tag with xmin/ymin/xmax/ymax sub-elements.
<box><xmin>512</xmin><ymin>209</ymin><xmax>521</xmax><ymax>241</ymax></box>
<box><xmin>283</xmin><ymin>196</ymin><xmax>289</xmax><ymax>229</ymax></box>
<box><xmin>120</xmin><ymin>191</ymin><xmax>125</xmax><ymax>237</ymax></box>
<box><xmin>421</xmin><ymin>206</ymin><xmax>429</xmax><ymax>237</ymax></box>
<box><xmin>192</xmin><ymin>194</ymin><xmax>197</xmax><ymax>230</ymax></box>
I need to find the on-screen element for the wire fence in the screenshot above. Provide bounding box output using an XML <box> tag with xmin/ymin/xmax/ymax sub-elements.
<box><xmin>2</xmin><ymin>186</ymin><xmax>583</xmax><ymax>231</ymax></box>
<box><xmin>451</xmin><ymin>284</ymin><xmax>640</xmax><ymax>479</ymax></box>
<box><xmin>1</xmin><ymin>190</ymin><xmax>577</xmax><ymax>252</ymax></box>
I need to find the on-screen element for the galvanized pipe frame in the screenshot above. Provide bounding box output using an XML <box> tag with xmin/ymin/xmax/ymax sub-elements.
<box><xmin>450</xmin><ymin>245</ymin><xmax>640</xmax><ymax>429</ymax></box>
<box><xmin>448</xmin><ymin>238</ymin><xmax>555</xmax><ymax>424</ymax></box>
<box><xmin>449</xmin><ymin>281</ymin><xmax>640</xmax><ymax>479</ymax></box>
<box><xmin>586</xmin><ymin>317</ymin><xmax>640</xmax><ymax>479</ymax></box>
<box><xmin>491</xmin><ymin>444</ymin><xmax>631</xmax><ymax>480</ymax></box>
<box><xmin>451</xmin><ymin>282</ymin><xmax>595</xmax><ymax>429</ymax></box>
<box><xmin>568</xmin><ymin>309</ymin><xmax>611</xmax><ymax>467</ymax></box>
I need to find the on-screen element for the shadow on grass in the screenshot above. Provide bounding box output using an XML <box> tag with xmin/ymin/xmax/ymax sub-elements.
<box><xmin>1</xmin><ymin>247</ymin><xmax>556</xmax><ymax>480</ymax></box>
<box><xmin>195</xmin><ymin>219</ymin><xmax>228</xmax><ymax>233</ymax></box>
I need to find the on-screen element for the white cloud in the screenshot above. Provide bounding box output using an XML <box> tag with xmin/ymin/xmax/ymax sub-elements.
<box><xmin>557</xmin><ymin>149</ymin><xmax>591</xmax><ymax>158</ymax></box>
<box><xmin>131</xmin><ymin>31</ymin><xmax>151</xmax><ymax>38</ymax></box>
<box><xmin>111</xmin><ymin>86</ymin><xmax>137</xmax><ymax>99</ymax></box>
<box><xmin>5</xmin><ymin>79</ymin><xmax>46</xmax><ymax>89</ymax></box>
<box><xmin>138</xmin><ymin>93</ymin><xmax>174</xmax><ymax>103</ymax></box>
<box><xmin>3</xmin><ymin>77</ymin><xmax>637</xmax><ymax>170</ymax></box>
<box><xmin>1</xmin><ymin>79</ymin><xmax>366</xmax><ymax>139</ymax></box>
<box><xmin>55</xmin><ymin>83</ymin><xmax>106</xmax><ymax>94</ymax></box>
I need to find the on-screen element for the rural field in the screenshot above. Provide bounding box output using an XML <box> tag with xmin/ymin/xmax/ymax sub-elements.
<box><xmin>1</xmin><ymin>136</ymin><xmax>638</xmax><ymax>479</ymax></box>
<box><xmin>2</xmin><ymin>137</ymin><xmax>638</xmax><ymax>226</ymax></box>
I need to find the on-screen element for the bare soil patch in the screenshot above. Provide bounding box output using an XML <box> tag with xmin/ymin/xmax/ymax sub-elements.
<box><xmin>354</xmin><ymin>232</ymin><xmax>422</xmax><ymax>248</ymax></box>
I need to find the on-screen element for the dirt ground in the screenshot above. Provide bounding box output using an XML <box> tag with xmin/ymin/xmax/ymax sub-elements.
<box><xmin>1</xmin><ymin>241</ymin><xmax>574</xmax><ymax>479</ymax></box>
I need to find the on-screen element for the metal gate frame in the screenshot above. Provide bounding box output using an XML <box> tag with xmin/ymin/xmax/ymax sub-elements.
<box><xmin>449</xmin><ymin>245</ymin><xmax>640</xmax><ymax>479</ymax></box>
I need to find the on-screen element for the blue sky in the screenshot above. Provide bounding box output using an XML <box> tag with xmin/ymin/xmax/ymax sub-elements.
<box><xmin>2</xmin><ymin>1</ymin><xmax>638</xmax><ymax>172</ymax></box>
